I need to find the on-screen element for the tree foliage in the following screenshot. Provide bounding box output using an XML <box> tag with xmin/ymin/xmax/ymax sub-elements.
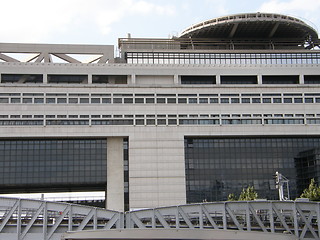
<box><xmin>300</xmin><ymin>178</ymin><xmax>320</xmax><ymax>201</ymax></box>
<box><xmin>227</xmin><ymin>186</ymin><xmax>258</xmax><ymax>201</ymax></box>
<box><xmin>227</xmin><ymin>193</ymin><xmax>237</xmax><ymax>201</ymax></box>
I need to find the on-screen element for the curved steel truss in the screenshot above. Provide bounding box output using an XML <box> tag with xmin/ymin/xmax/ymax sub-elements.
<box><xmin>0</xmin><ymin>197</ymin><xmax>123</xmax><ymax>240</ymax></box>
<box><xmin>127</xmin><ymin>201</ymin><xmax>320</xmax><ymax>240</ymax></box>
<box><xmin>0</xmin><ymin>198</ymin><xmax>319</xmax><ymax>240</ymax></box>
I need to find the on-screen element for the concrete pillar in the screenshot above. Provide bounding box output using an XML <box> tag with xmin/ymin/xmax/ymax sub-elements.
<box><xmin>43</xmin><ymin>74</ymin><xmax>48</xmax><ymax>84</ymax></box>
<box><xmin>88</xmin><ymin>74</ymin><xmax>92</xmax><ymax>84</ymax></box>
<box><xmin>216</xmin><ymin>74</ymin><xmax>221</xmax><ymax>85</ymax></box>
<box><xmin>131</xmin><ymin>74</ymin><xmax>136</xmax><ymax>85</ymax></box>
<box><xmin>257</xmin><ymin>74</ymin><xmax>262</xmax><ymax>85</ymax></box>
<box><xmin>300</xmin><ymin>74</ymin><xmax>304</xmax><ymax>85</ymax></box>
<box><xmin>174</xmin><ymin>74</ymin><xmax>179</xmax><ymax>85</ymax></box>
<box><xmin>106</xmin><ymin>137</ymin><xmax>124</xmax><ymax>212</ymax></box>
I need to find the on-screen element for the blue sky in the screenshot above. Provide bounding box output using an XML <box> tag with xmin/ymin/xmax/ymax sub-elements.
<box><xmin>1</xmin><ymin>0</ymin><xmax>320</xmax><ymax>46</ymax></box>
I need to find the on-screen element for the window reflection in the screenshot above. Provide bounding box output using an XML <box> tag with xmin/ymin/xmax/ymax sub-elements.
<box><xmin>184</xmin><ymin>137</ymin><xmax>320</xmax><ymax>203</ymax></box>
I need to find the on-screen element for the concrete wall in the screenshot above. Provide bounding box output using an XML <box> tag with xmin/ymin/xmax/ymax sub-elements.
<box><xmin>0</xmin><ymin>61</ymin><xmax>319</xmax><ymax>209</ymax></box>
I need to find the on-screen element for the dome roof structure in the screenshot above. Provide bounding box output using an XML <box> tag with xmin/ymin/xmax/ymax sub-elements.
<box><xmin>179</xmin><ymin>13</ymin><xmax>319</xmax><ymax>48</ymax></box>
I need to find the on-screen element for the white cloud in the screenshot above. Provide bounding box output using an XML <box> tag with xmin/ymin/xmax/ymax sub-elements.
<box><xmin>0</xmin><ymin>0</ymin><xmax>176</xmax><ymax>43</ymax></box>
<box><xmin>204</xmin><ymin>0</ymin><xmax>228</xmax><ymax>16</ymax></box>
<box><xmin>259</xmin><ymin>0</ymin><xmax>320</xmax><ymax>12</ymax></box>
<box><xmin>258</xmin><ymin>0</ymin><xmax>320</xmax><ymax>31</ymax></box>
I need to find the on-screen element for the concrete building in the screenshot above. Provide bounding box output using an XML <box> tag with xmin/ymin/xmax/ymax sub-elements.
<box><xmin>0</xmin><ymin>13</ymin><xmax>320</xmax><ymax>212</ymax></box>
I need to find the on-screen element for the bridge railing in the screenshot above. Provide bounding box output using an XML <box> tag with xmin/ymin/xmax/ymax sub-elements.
<box><xmin>126</xmin><ymin>201</ymin><xmax>320</xmax><ymax>240</ymax></box>
<box><xmin>0</xmin><ymin>197</ymin><xmax>123</xmax><ymax>240</ymax></box>
<box><xmin>0</xmin><ymin>198</ymin><xmax>319</xmax><ymax>240</ymax></box>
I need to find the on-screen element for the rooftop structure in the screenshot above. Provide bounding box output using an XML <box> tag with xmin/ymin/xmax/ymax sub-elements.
<box><xmin>179</xmin><ymin>13</ymin><xmax>319</xmax><ymax>47</ymax></box>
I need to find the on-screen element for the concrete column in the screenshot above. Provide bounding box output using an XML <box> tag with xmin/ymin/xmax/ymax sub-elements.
<box><xmin>257</xmin><ymin>74</ymin><xmax>262</xmax><ymax>85</ymax></box>
<box><xmin>106</xmin><ymin>137</ymin><xmax>124</xmax><ymax>212</ymax></box>
<box><xmin>43</xmin><ymin>74</ymin><xmax>48</xmax><ymax>84</ymax></box>
<box><xmin>131</xmin><ymin>74</ymin><xmax>136</xmax><ymax>85</ymax></box>
<box><xmin>174</xmin><ymin>74</ymin><xmax>179</xmax><ymax>85</ymax></box>
<box><xmin>300</xmin><ymin>74</ymin><xmax>304</xmax><ymax>85</ymax></box>
<box><xmin>88</xmin><ymin>74</ymin><xmax>92</xmax><ymax>84</ymax></box>
<box><xmin>216</xmin><ymin>74</ymin><xmax>221</xmax><ymax>85</ymax></box>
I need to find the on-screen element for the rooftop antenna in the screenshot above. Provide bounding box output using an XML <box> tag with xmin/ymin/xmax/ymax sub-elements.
<box><xmin>274</xmin><ymin>171</ymin><xmax>290</xmax><ymax>201</ymax></box>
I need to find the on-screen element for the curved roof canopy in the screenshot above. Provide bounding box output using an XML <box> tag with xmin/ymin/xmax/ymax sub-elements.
<box><xmin>179</xmin><ymin>13</ymin><xmax>319</xmax><ymax>45</ymax></box>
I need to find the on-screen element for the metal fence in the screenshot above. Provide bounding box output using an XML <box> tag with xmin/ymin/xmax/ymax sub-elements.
<box><xmin>0</xmin><ymin>198</ymin><xmax>319</xmax><ymax>240</ymax></box>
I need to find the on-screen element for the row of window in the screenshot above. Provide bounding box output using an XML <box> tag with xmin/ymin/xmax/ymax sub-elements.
<box><xmin>2</xmin><ymin>113</ymin><xmax>319</xmax><ymax>119</ymax></box>
<box><xmin>1</xmin><ymin>74</ymin><xmax>320</xmax><ymax>85</ymax></box>
<box><xmin>1</xmin><ymin>92</ymin><xmax>318</xmax><ymax>97</ymax></box>
<box><xmin>127</xmin><ymin>52</ymin><xmax>320</xmax><ymax>65</ymax></box>
<box><xmin>0</xmin><ymin>95</ymin><xmax>320</xmax><ymax>104</ymax></box>
<box><xmin>0</xmin><ymin>118</ymin><xmax>319</xmax><ymax>126</ymax></box>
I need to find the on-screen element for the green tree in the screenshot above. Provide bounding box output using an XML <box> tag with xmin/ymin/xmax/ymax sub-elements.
<box><xmin>227</xmin><ymin>186</ymin><xmax>258</xmax><ymax>201</ymax></box>
<box><xmin>300</xmin><ymin>178</ymin><xmax>320</xmax><ymax>201</ymax></box>
<box><xmin>238</xmin><ymin>186</ymin><xmax>258</xmax><ymax>201</ymax></box>
<box><xmin>227</xmin><ymin>193</ymin><xmax>237</xmax><ymax>201</ymax></box>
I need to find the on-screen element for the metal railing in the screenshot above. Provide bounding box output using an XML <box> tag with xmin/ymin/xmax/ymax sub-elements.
<box><xmin>126</xmin><ymin>201</ymin><xmax>320</xmax><ymax>240</ymax></box>
<box><xmin>0</xmin><ymin>197</ymin><xmax>123</xmax><ymax>240</ymax></box>
<box><xmin>0</xmin><ymin>198</ymin><xmax>319</xmax><ymax>240</ymax></box>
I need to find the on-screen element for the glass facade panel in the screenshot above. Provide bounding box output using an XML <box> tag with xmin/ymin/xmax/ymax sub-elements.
<box><xmin>184</xmin><ymin>137</ymin><xmax>320</xmax><ymax>203</ymax></box>
<box><xmin>0</xmin><ymin>138</ymin><xmax>107</xmax><ymax>192</ymax></box>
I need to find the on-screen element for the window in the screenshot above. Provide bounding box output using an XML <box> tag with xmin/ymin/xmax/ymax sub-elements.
<box><xmin>34</xmin><ymin>98</ymin><xmax>44</xmax><ymax>104</ymax></box>
<box><xmin>157</xmin><ymin>98</ymin><xmax>165</xmax><ymax>104</ymax></box>
<box><xmin>184</xmin><ymin>137</ymin><xmax>320</xmax><ymax>203</ymax></box>
<box><xmin>69</xmin><ymin>98</ymin><xmax>78</xmax><ymax>104</ymax></box>
<box><xmin>80</xmin><ymin>98</ymin><xmax>89</xmax><ymax>104</ymax></box>
<box><xmin>231</xmin><ymin>98</ymin><xmax>240</xmax><ymax>103</ymax></box>
<box><xmin>241</xmin><ymin>98</ymin><xmax>250</xmax><ymax>103</ymax></box>
<box><xmin>167</xmin><ymin>98</ymin><xmax>176</xmax><ymax>104</ymax></box>
<box><xmin>102</xmin><ymin>98</ymin><xmax>111</xmax><ymax>104</ymax></box>
<box><xmin>1</xmin><ymin>74</ymin><xmax>43</xmax><ymax>83</ymax></box>
<box><xmin>0</xmin><ymin>98</ymin><xmax>9</xmax><ymax>103</ymax></box>
<box><xmin>113</xmin><ymin>98</ymin><xmax>122</xmax><ymax>104</ymax></box>
<box><xmin>284</xmin><ymin>98</ymin><xmax>292</xmax><ymax>103</ymax></box>
<box><xmin>305</xmin><ymin>98</ymin><xmax>314</xmax><ymax>103</ymax></box>
<box><xmin>23</xmin><ymin>98</ymin><xmax>32</xmax><ymax>104</ymax></box>
<box><xmin>10</xmin><ymin>98</ymin><xmax>21</xmax><ymax>104</ymax></box>
<box><xmin>262</xmin><ymin>75</ymin><xmax>299</xmax><ymax>84</ymax></box>
<box><xmin>221</xmin><ymin>75</ymin><xmax>257</xmax><ymax>84</ymax></box>
<box><xmin>178</xmin><ymin>98</ymin><xmax>187</xmax><ymax>103</ymax></box>
<box><xmin>273</xmin><ymin>98</ymin><xmax>282</xmax><ymax>103</ymax></box>
<box><xmin>252</xmin><ymin>98</ymin><xmax>261</xmax><ymax>103</ymax></box>
<box><xmin>135</xmin><ymin>98</ymin><xmax>144</xmax><ymax>104</ymax></box>
<box><xmin>157</xmin><ymin>119</ymin><xmax>166</xmax><ymax>125</ymax></box>
<box><xmin>46</xmin><ymin>98</ymin><xmax>56</xmax><ymax>104</ymax></box>
<box><xmin>210</xmin><ymin>98</ymin><xmax>218</xmax><ymax>103</ymax></box>
<box><xmin>48</xmin><ymin>75</ymin><xmax>88</xmax><ymax>84</ymax></box>
<box><xmin>181</xmin><ymin>76</ymin><xmax>216</xmax><ymax>84</ymax></box>
<box><xmin>146</xmin><ymin>98</ymin><xmax>154</xmax><ymax>103</ymax></box>
<box><xmin>91</xmin><ymin>98</ymin><xmax>100</xmax><ymax>104</ymax></box>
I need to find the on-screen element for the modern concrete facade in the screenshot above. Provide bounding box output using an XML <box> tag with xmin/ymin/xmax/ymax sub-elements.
<box><xmin>0</xmin><ymin>13</ymin><xmax>320</xmax><ymax>211</ymax></box>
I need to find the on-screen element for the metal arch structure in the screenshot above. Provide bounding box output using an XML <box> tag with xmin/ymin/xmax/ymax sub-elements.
<box><xmin>1</xmin><ymin>198</ymin><xmax>320</xmax><ymax>240</ymax></box>
<box><xmin>126</xmin><ymin>201</ymin><xmax>320</xmax><ymax>240</ymax></box>
<box><xmin>0</xmin><ymin>197</ymin><xmax>123</xmax><ymax>240</ymax></box>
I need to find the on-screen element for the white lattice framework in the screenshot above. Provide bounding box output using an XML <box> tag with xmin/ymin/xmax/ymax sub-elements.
<box><xmin>1</xmin><ymin>198</ymin><xmax>320</xmax><ymax>240</ymax></box>
<box><xmin>126</xmin><ymin>201</ymin><xmax>320</xmax><ymax>240</ymax></box>
<box><xmin>0</xmin><ymin>43</ymin><xmax>114</xmax><ymax>63</ymax></box>
<box><xmin>0</xmin><ymin>197</ymin><xmax>123</xmax><ymax>240</ymax></box>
